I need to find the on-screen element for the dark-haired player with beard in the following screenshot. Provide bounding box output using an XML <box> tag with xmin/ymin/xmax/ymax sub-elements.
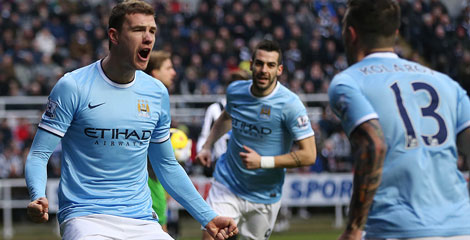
<box><xmin>197</xmin><ymin>39</ymin><xmax>317</xmax><ymax>240</ymax></box>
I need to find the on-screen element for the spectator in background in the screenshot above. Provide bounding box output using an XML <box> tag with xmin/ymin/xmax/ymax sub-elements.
<box><xmin>33</xmin><ymin>28</ymin><xmax>56</xmax><ymax>57</ymax></box>
<box><xmin>0</xmin><ymin>0</ymin><xmax>468</xmax><ymax>96</ymax></box>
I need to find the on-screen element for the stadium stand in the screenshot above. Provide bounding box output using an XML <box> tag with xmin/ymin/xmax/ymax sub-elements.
<box><xmin>0</xmin><ymin>0</ymin><xmax>469</xmax><ymax>177</ymax></box>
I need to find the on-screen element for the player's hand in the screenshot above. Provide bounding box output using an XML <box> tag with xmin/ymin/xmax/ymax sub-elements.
<box><xmin>240</xmin><ymin>145</ymin><xmax>261</xmax><ymax>169</ymax></box>
<box><xmin>205</xmin><ymin>216</ymin><xmax>238</xmax><ymax>240</ymax></box>
<box><xmin>196</xmin><ymin>148</ymin><xmax>213</xmax><ymax>167</ymax></box>
<box><xmin>337</xmin><ymin>229</ymin><xmax>362</xmax><ymax>240</ymax></box>
<box><xmin>27</xmin><ymin>197</ymin><xmax>49</xmax><ymax>223</ymax></box>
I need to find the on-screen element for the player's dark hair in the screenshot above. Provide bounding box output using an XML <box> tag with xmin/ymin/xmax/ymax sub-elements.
<box><xmin>108</xmin><ymin>0</ymin><xmax>155</xmax><ymax>49</ymax></box>
<box><xmin>252</xmin><ymin>40</ymin><xmax>283</xmax><ymax>65</ymax></box>
<box><xmin>344</xmin><ymin>0</ymin><xmax>400</xmax><ymax>48</ymax></box>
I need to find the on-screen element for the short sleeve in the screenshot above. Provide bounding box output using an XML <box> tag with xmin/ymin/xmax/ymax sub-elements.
<box><xmin>283</xmin><ymin>97</ymin><xmax>314</xmax><ymax>141</ymax></box>
<box><xmin>38</xmin><ymin>74</ymin><xmax>79</xmax><ymax>137</ymax></box>
<box><xmin>328</xmin><ymin>73</ymin><xmax>378</xmax><ymax>136</ymax></box>
<box><xmin>456</xmin><ymin>86</ymin><xmax>470</xmax><ymax>133</ymax></box>
<box><xmin>225</xmin><ymin>81</ymin><xmax>236</xmax><ymax>115</ymax></box>
<box><xmin>150</xmin><ymin>89</ymin><xmax>171</xmax><ymax>143</ymax></box>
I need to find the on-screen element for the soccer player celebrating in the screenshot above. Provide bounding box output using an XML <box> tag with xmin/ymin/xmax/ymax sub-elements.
<box><xmin>328</xmin><ymin>0</ymin><xmax>470</xmax><ymax>239</ymax></box>
<box><xmin>25</xmin><ymin>1</ymin><xmax>237</xmax><ymax>239</ymax></box>
<box><xmin>196</xmin><ymin>39</ymin><xmax>317</xmax><ymax>240</ymax></box>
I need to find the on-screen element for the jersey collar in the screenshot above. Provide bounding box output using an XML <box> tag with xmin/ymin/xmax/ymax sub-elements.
<box><xmin>364</xmin><ymin>52</ymin><xmax>399</xmax><ymax>60</ymax></box>
<box><xmin>249</xmin><ymin>80</ymin><xmax>280</xmax><ymax>99</ymax></box>
<box><xmin>97</xmin><ymin>60</ymin><xmax>136</xmax><ymax>88</ymax></box>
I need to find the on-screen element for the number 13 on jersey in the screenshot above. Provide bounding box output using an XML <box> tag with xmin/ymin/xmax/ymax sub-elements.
<box><xmin>390</xmin><ymin>81</ymin><xmax>448</xmax><ymax>148</ymax></box>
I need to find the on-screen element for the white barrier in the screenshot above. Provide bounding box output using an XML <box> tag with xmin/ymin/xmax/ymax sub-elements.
<box><xmin>166</xmin><ymin>173</ymin><xmax>353</xmax><ymax>228</ymax></box>
<box><xmin>166</xmin><ymin>173</ymin><xmax>353</xmax><ymax>207</ymax></box>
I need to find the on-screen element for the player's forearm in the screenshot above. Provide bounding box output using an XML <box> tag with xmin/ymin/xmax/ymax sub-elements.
<box><xmin>347</xmin><ymin>120</ymin><xmax>386</xmax><ymax>231</ymax></box>
<box><xmin>272</xmin><ymin>149</ymin><xmax>316</xmax><ymax>168</ymax></box>
<box><xmin>25</xmin><ymin>128</ymin><xmax>61</xmax><ymax>201</ymax></box>
<box><xmin>264</xmin><ymin>136</ymin><xmax>316</xmax><ymax>168</ymax></box>
<box><xmin>202</xmin><ymin>111</ymin><xmax>231</xmax><ymax>150</ymax></box>
<box><xmin>148</xmin><ymin>141</ymin><xmax>217</xmax><ymax>227</ymax></box>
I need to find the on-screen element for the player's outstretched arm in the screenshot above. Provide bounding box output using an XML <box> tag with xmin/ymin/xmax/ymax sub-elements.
<box><xmin>205</xmin><ymin>216</ymin><xmax>239</xmax><ymax>240</ymax></box>
<box><xmin>240</xmin><ymin>135</ymin><xmax>317</xmax><ymax>169</ymax></box>
<box><xmin>338</xmin><ymin>119</ymin><xmax>386</xmax><ymax>240</ymax></box>
<box><xmin>457</xmin><ymin>127</ymin><xmax>470</xmax><ymax>172</ymax></box>
<box><xmin>196</xmin><ymin>110</ymin><xmax>232</xmax><ymax>167</ymax></box>
<box><xmin>25</xmin><ymin>128</ymin><xmax>61</xmax><ymax>223</ymax></box>
<box><xmin>149</xmin><ymin>140</ymin><xmax>238</xmax><ymax>236</ymax></box>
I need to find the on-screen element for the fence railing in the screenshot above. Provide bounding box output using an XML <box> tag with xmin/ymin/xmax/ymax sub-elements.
<box><xmin>0</xmin><ymin>94</ymin><xmax>329</xmax><ymax>125</ymax></box>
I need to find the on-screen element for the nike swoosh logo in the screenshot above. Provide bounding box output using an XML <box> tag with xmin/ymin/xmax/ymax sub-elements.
<box><xmin>88</xmin><ymin>102</ymin><xmax>105</xmax><ymax>109</ymax></box>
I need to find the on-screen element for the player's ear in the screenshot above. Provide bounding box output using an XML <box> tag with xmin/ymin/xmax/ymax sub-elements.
<box><xmin>346</xmin><ymin>26</ymin><xmax>357</xmax><ymax>44</ymax></box>
<box><xmin>108</xmin><ymin>28</ymin><xmax>119</xmax><ymax>46</ymax></box>
<box><xmin>277</xmin><ymin>64</ymin><xmax>283</xmax><ymax>76</ymax></box>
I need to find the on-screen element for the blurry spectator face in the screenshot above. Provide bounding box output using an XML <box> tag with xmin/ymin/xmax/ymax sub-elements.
<box><xmin>261</xmin><ymin>17</ymin><xmax>272</xmax><ymax>29</ymax></box>
<box><xmin>219</xmin><ymin>27</ymin><xmax>231</xmax><ymax>39</ymax></box>
<box><xmin>435</xmin><ymin>25</ymin><xmax>445</xmax><ymax>38</ymax></box>
<box><xmin>273</xmin><ymin>26</ymin><xmax>285</xmax><ymax>39</ymax></box>
<box><xmin>109</xmin><ymin>13</ymin><xmax>157</xmax><ymax>71</ymax></box>
<box><xmin>413</xmin><ymin>1</ymin><xmax>422</xmax><ymax>12</ymax></box>
<box><xmin>152</xmin><ymin>58</ymin><xmax>176</xmax><ymax>89</ymax></box>
<box><xmin>250</xmin><ymin>49</ymin><xmax>283</xmax><ymax>96</ymax></box>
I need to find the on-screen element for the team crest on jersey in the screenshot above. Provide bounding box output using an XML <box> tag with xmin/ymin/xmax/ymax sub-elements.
<box><xmin>297</xmin><ymin>115</ymin><xmax>310</xmax><ymax>129</ymax></box>
<box><xmin>259</xmin><ymin>105</ymin><xmax>271</xmax><ymax>120</ymax></box>
<box><xmin>137</xmin><ymin>99</ymin><xmax>150</xmax><ymax>118</ymax></box>
<box><xmin>45</xmin><ymin>98</ymin><xmax>58</xmax><ymax>118</ymax></box>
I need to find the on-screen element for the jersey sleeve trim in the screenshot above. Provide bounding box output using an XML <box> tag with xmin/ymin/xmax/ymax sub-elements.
<box><xmin>38</xmin><ymin>123</ymin><xmax>65</xmax><ymax>137</ymax></box>
<box><xmin>294</xmin><ymin>132</ymin><xmax>315</xmax><ymax>141</ymax></box>
<box><xmin>457</xmin><ymin>120</ymin><xmax>470</xmax><ymax>134</ymax></box>
<box><xmin>350</xmin><ymin>113</ymin><xmax>379</xmax><ymax>135</ymax></box>
<box><xmin>150</xmin><ymin>133</ymin><xmax>170</xmax><ymax>143</ymax></box>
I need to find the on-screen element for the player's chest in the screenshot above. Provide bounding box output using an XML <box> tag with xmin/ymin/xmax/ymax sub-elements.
<box><xmin>229</xmin><ymin>101</ymin><xmax>284</xmax><ymax>138</ymax></box>
<box><xmin>230</xmin><ymin>100</ymin><xmax>283</xmax><ymax>123</ymax></box>
<box><xmin>76</xmin><ymin>93</ymin><xmax>161</xmax><ymax>129</ymax></box>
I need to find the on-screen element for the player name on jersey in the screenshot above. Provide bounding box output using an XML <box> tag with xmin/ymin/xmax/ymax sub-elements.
<box><xmin>358</xmin><ymin>63</ymin><xmax>434</xmax><ymax>76</ymax></box>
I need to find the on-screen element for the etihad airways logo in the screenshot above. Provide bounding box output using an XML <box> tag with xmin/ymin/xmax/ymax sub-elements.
<box><xmin>232</xmin><ymin>117</ymin><xmax>272</xmax><ymax>137</ymax></box>
<box><xmin>84</xmin><ymin>128</ymin><xmax>152</xmax><ymax>147</ymax></box>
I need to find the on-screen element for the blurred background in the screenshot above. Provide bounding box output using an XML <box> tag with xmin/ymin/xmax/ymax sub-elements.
<box><xmin>0</xmin><ymin>0</ymin><xmax>469</xmax><ymax>239</ymax></box>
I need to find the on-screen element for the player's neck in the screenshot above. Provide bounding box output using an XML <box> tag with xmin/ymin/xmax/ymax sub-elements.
<box><xmin>358</xmin><ymin>47</ymin><xmax>395</xmax><ymax>61</ymax></box>
<box><xmin>251</xmin><ymin>81</ymin><xmax>277</xmax><ymax>97</ymax></box>
<box><xmin>101</xmin><ymin>55</ymin><xmax>135</xmax><ymax>84</ymax></box>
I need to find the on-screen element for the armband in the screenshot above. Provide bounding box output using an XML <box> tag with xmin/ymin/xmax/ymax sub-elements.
<box><xmin>260</xmin><ymin>156</ymin><xmax>275</xmax><ymax>168</ymax></box>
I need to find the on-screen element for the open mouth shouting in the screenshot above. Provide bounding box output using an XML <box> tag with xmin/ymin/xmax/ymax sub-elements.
<box><xmin>138</xmin><ymin>48</ymin><xmax>151</xmax><ymax>61</ymax></box>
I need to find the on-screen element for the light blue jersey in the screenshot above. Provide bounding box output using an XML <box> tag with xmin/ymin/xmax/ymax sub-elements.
<box><xmin>32</xmin><ymin>60</ymin><xmax>216</xmax><ymax>225</ymax></box>
<box><xmin>329</xmin><ymin>53</ymin><xmax>470</xmax><ymax>238</ymax></box>
<box><xmin>214</xmin><ymin>80</ymin><xmax>314</xmax><ymax>204</ymax></box>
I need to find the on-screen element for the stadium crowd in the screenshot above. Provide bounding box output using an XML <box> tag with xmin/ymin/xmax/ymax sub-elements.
<box><xmin>0</xmin><ymin>0</ymin><xmax>469</xmax><ymax>178</ymax></box>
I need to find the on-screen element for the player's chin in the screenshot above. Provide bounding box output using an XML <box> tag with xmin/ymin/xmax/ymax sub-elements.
<box><xmin>135</xmin><ymin>61</ymin><xmax>149</xmax><ymax>71</ymax></box>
